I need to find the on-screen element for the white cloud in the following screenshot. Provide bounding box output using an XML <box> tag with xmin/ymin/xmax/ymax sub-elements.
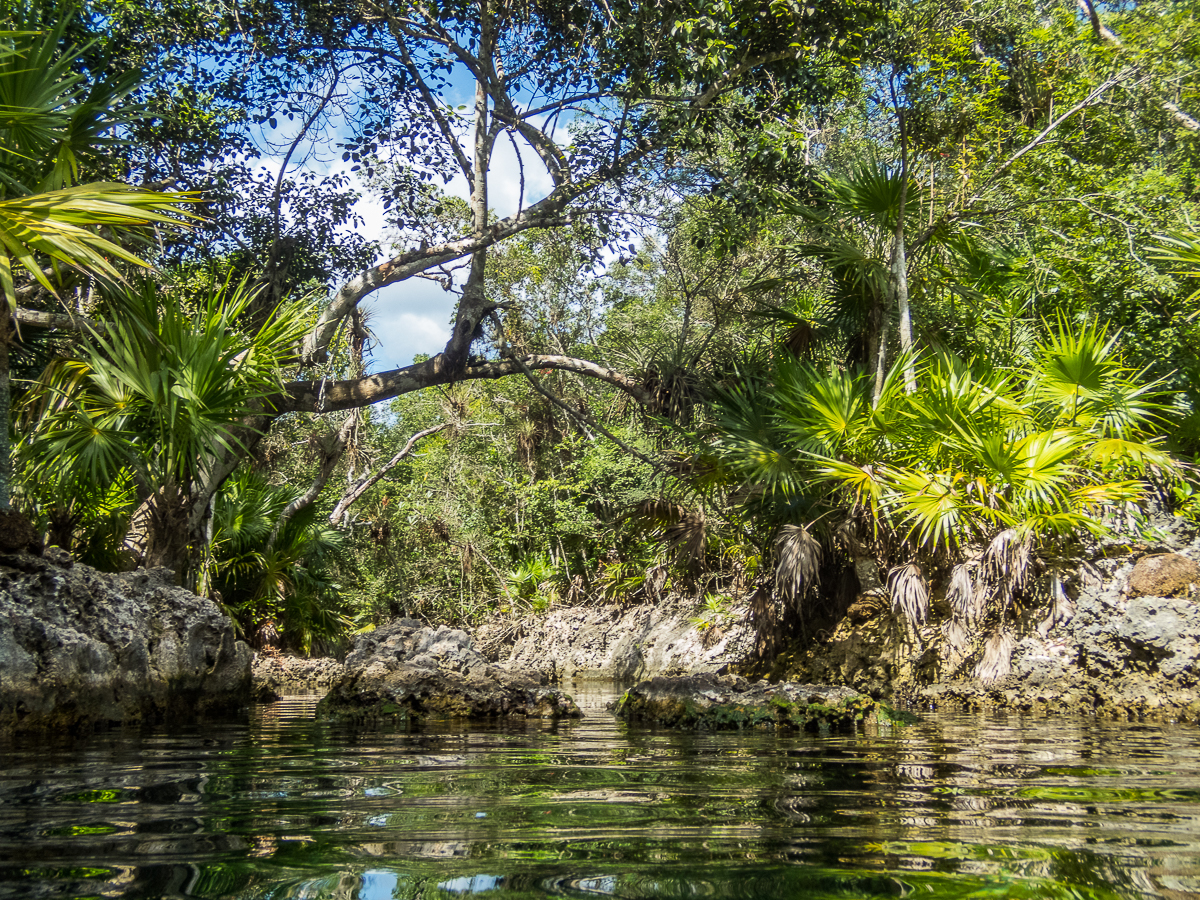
<box><xmin>361</xmin><ymin>278</ymin><xmax>457</xmax><ymax>371</ymax></box>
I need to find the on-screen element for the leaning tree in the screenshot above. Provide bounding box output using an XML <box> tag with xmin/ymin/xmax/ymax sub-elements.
<box><xmin>107</xmin><ymin>0</ymin><xmax>883</xmax><ymax>553</ymax></box>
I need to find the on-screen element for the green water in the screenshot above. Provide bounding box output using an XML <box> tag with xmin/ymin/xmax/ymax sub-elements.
<box><xmin>1</xmin><ymin>684</ymin><xmax>1199</xmax><ymax>899</ymax></box>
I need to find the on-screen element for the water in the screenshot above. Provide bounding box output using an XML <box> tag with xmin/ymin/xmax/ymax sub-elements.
<box><xmin>1</xmin><ymin>682</ymin><xmax>1199</xmax><ymax>900</ymax></box>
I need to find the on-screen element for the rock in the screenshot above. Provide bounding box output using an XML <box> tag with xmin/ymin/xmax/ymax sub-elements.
<box><xmin>252</xmin><ymin>653</ymin><xmax>346</xmax><ymax>698</ymax></box>
<box><xmin>614</xmin><ymin>673</ymin><xmax>907</xmax><ymax>731</ymax></box>
<box><xmin>316</xmin><ymin>619</ymin><xmax>582</xmax><ymax>726</ymax></box>
<box><xmin>0</xmin><ymin>510</ymin><xmax>40</xmax><ymax>554</ymax></box>
<box><xmin>476</xmin><ymin>599</ymin><xmax>754</xmax><ymax>681</ymax></box>
<box><xmin>0</xmin><ymin>554</ymin><xmax>251</xmax><ymax>734</ymax></box>
<box><xmin>1128</xmin><ymin>553</ymin><xmax>1200</xmax><ymax>598</ymax></box>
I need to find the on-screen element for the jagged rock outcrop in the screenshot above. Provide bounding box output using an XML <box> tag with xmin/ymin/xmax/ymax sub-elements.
<box><xmin>316</xmin><ymin>619</ymin><xmax>582</xmax><ymax>725</ymax></box>
<box><xmin>614</xmin><ymin>673</ymin><xmax>906</xmax><ymax>731</ymax></box>
<box><xmin>252</xmin><ymin>653</ymin><xmax>346</xmax><ymax>699</ymax></box>
<box><xmin>476</xmin><ymin>599</ymin><xmax>754</xmax><ymax>680</ymax></box>
<box><xmin>0</xmin><ymin>551</ymin><xmax>252</xmax><ymax>734</ymax></box>
<box><xmin>791</xmin><ymin>532</ymin><xmax>1200</xmax><ymax>721</ymax></box>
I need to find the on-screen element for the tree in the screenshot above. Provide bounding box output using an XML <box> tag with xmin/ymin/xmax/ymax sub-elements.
<box><xmin>0</xmin><ymin>11</ymin><xmax>193</xmax><ymax>513</ymax></box>
<box><xmin>19</xmin><ymin>280</ymin><xmax>310</xmax><ymax>577</ymax></box>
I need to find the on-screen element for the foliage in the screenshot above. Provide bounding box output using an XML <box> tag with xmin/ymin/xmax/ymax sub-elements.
<box><xmin>17</xmin><ymin>277</ymin><xmax>312</xmax><ymax>573</ymax></box>
<box><xmin>205</xmin><ymin>468</ymin><xmax>352</xmax><ymax>653</ymax></box>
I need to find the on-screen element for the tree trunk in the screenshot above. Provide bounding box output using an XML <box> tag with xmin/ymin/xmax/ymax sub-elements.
<box><xmin>141</xmin><ymin>480</ymin><xmax>194</xmax><ymax>582</ymax></box>
<box><xmin>0</xmin><ymin>323</ymin><xmax>10</xmax><ymax>511</ymax></box>
<box><xmin>873</xmin><ymin>84</ymin><xmax>915</xmax><ymax>407</ymax></box>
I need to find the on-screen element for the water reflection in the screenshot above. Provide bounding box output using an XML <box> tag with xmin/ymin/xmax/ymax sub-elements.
<box><xmin>0</xmin><ymin>685</ymin><xmax>1198</xmax><ymax>899</ymax></box>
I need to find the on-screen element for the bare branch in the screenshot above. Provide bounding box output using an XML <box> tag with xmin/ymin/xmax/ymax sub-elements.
<box><xmin>268</xmin><ymin>413</ymin><xmax>359</xmax><ymax>548</ymax></box>
<box><xmin>329</xmin><ymin>422</ymin><xmax>451</xmax><ymax>524</ymax></box>
<box><xmin>280</xmin><ymin>353</ymin><xmax>651</xmax><ymax>413</ymax></box>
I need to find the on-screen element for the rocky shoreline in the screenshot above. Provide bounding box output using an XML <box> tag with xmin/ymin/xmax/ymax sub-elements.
<box><xmin>0</xmin><ymin>552</ymin><xmax>250</xmax><ymax>734</ymax></box>
<box><xmin>252</xmin><ymin>654</ymin><xmax>346</xmax><ymax>699</ymax></box>
<box><xmin>789</xmin><ymin>539</ymin><xmax>1200</xmax><ymax>723</ymax></box>
<box><xmin>7</xmin><ymin>520</ymin><xmax>1200</xmax><ymax>735</ymax></box>
<box><xmin>615</xmin><ymin>673</ymin><xmax>906</xmax><ymax>732</ymax></box>
<box><xmin>316</xmin><ymin>619</ymin><xmax>581</xmax><ymax>725</ymax></box>
<box><xmin>474</xmin><ymin>596</ymin><xmax>754</xmax><ymax>681</ymax></box>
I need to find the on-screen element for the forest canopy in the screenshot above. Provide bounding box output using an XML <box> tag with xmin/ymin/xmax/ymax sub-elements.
<box><xmin>3</xmin><ymin>0</ymin><xmax>1199</xmax><ymax>670</ymax></box>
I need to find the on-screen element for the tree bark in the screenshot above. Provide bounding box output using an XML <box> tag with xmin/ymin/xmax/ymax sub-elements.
<box><xmin>279</xmin><ymin>353</ymin><xmax>652</xmax><ymax>414</ymax></box>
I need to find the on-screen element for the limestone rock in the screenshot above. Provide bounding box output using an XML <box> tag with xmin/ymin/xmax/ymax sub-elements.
<box><xmin>614</xmin><ymin>673</ymin><xmax>902</xmax><ymax>731</ymax></box>
<box><xmin>1128</xmin><ymin>553</ymin><xmax>1200</xmax><ymax>598</ymax></box>
<box><xmin>316</xmin><ymin>619</ymin><xmax>582</xmax><ymax>725</ymax></box>
<box><xmin>0</xmin><ymin>553</ymin><xmax>252</xmax><ymax>734</ymax></box>
<box><xmin>476</xmin><ymin>600</ymin><xmax>754</xmax><ymax>681</ymax></box>
<box><xmin>252</xmin><ymin>654</ymin><xmax>346</xmax><ymax>700</ymax></box>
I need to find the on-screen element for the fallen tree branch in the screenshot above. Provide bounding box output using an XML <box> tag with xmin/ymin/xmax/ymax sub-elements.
<box><xmin>280</xmin><ymin>352</ymin><xmax>652</xmax><ymax>413</ymax></box>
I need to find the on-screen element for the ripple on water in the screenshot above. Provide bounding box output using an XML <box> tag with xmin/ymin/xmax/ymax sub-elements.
<box><xmin>1</xmin><ymin>689</ymin><xmax>1199</xmax><ymax>899</ymax></box>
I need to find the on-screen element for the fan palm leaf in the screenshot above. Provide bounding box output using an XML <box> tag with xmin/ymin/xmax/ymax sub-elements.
<box><xmin>0</xmin><ymin>185</ymin><xmax>197</xmax><ymax>308</ymax></box>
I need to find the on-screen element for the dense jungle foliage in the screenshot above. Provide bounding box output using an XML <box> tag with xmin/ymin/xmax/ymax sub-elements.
<box><xmin>2</xmin><ymin>0</ymin><xmax>1199</xmax><ymax>674</ymax></box>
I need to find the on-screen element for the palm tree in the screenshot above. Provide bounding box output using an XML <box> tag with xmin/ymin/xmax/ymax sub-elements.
<box><xmin>19</xmin><ymin>278</ymin><xmax>311</xmax><ymax>578</ymax></box>
<box><xmin>702</xmin><ymin>319</ymin><xmax>1178</xmax><ymax>677</ymax></box>
<box><xmin>0</xmin><ymin>13</ymin><xmax>194</xmax><ymax>513</ymax></box>
<box><xmin>763</xmin><ymin>158</ymin><xmax>994</xmax><ymax>401</ymax></box>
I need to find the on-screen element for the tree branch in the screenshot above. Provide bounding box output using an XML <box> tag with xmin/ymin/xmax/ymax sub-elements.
<box><xmin>268</xmin><ymin>413</ymin><xmax>358</xmax><ymax>548</ymax></box>
<box><xmin>280</xmin><ymin>353</ymin><xmax>651</xmax><ymax>413</ymax></box>
<box><xmin>329</xmin><ymin>422</ymin><xmax>451</xmax><ymax>525</ymax></box>
<box><xmin>1075</xmin><ymin>0</ymin><xmax>1200</xmax><ymax>130</ymax></box>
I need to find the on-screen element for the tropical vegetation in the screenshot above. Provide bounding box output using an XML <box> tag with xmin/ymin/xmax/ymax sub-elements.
<box><xmin>1</xmin><ymin>0</ymin><xmax>1198</xmax><ymax>679</ymax></box>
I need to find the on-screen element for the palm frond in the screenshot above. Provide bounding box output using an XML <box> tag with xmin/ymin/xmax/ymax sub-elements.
<box><xmin>887</xmin><ymin>562</ymin><xmax>929</xmax><ymax>624</ymax></box>
<box><xmin>0</xmin><ymin>184</ymin><xmax>198</xmax><ymax>308</ymax></box>
<box><xmin>981</xmin><ymin>529</ymin><xmax>1032</xmax><ymax>608</ymax></box>
<box><xmin>774</xmin><ymin>524</ymin><xmax>822</xmax><ymax>607</ymax></box>
<box><xmin>974</xmin><ymin>629</ymin><xmax>1015</xmax><ymax>684</ymax></box>
<box><xmin>947</xmin><ymin>561</ymin><xmax>984</xmax><ymax>623</ymax></box>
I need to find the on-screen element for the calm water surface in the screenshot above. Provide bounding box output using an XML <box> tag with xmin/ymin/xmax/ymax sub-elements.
<box><xmin>1</xmin><ymin>682</ymin><xmax>1199</xmax><ymax>900</ymax></box>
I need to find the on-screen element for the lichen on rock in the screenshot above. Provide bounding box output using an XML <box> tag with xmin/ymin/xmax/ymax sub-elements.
<box><xmin>614</xmin><ymin>673</ymin><xmax>908</xmax><ymax>732</ymax></box>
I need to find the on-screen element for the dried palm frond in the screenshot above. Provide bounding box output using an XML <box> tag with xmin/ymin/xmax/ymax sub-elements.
<box><xmin>644</xmin><ymin>564</ymin><xmax>668</xmax><ymax>602</ymax></box>
<box><xmin>982</xmin><ymin>528</ymin><xmax>1032</xmax><ymax>608</ymax></box>
<box><xmin>974</xmin><ymin>629</ymin><xmax>1015</xmax><ymax>684</ymax></box>
<box><xmin>663</xmin><ymin>513</ymin><xmax>707</xmax><ymax>571</ymax></box>
<box><xmin>1037</xmin><ymin>572</ymin><xmax>1075</xmax><ymax>638</ymax></box>
<box><xmin>774</xmin><ymin>525</ymin><xmax>822</xmax><ymax>607</ymax></box>
<box><xmin>943</xmin><ymin>618</ymin><xmax>970</xmax><ymax>663</ymax></box>
<box><xmin>626</xmin><ymin>498</ymin><xmax>688</xmax><ymax>528</ymax></box>
<box><xmin>947</xmin><ymin>562</ymin><xmax>984</xmax><ymax>623</ymax></box>
<box><xmin>887</xmin><ymin>563</ymin><xmax>929</xmax><ymax>624</ymax></box>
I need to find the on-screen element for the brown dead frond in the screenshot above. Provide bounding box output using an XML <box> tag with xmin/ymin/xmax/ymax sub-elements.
<box><xmin>947</xmin><ymin>562</ymin><xmax>985</xmax><ymax>623</ymax></box>
<box><xmin>943</xmin><ymin>618</ymin><xmax>970</xmax><ymax>664</ymax></box>
<box><xmin>1037</xmin><ymin>572</ymin><xmax>1075</xmax><ymax>638</ymax></box>
<box><xmin>974</xmin><ymin>628</ymin><xmax>1015</xmax><ymax>684</ymax></box>
<box><xmin>887</xmin><ymin>563</ymin><xmax>929</xmax><ymax>624</ymax></box>
<box><xmin>663</xmin><ymin>513</ymin><xmax>707</xmax><ymax>571</ymax></box>
<box><xmin>774</xmin><ymin>525</ymin><xmax>822</xmax><ymax>608</ymax></box>
<box><xmin>626</xmin><ymin>498</ymin><xmax>688</xmax><ymax>529</ymax></box>
<box><xmin>982</xmin><ymin>529</ymin><xmax>1032</xmax><ymax>609</ymax></box>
